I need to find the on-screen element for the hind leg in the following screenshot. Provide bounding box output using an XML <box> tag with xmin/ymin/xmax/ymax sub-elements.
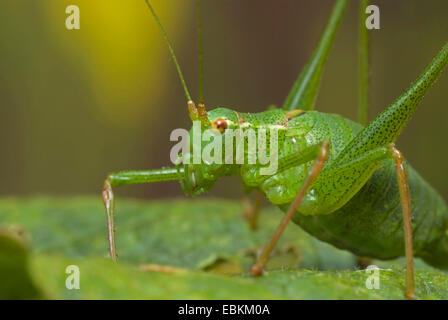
<box><xmin>389</xmin><ymin>145</ymin><xmax>416</xmax><ymax>299</ymax></box>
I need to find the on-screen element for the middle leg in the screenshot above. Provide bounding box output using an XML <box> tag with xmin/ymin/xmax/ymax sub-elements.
<box><xmin>242</xmin><ymin>191</ymin><xmax>263</xmax><ymax>231</ymax></box>
<box><xmin>250</xmin><ymin>141</ymin><xmax>330</xmax><ymax>275</ymax></box>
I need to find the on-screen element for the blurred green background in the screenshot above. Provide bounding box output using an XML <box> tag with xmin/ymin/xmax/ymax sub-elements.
<box><xmin>0</xmin><ymin>0</ymin><xmax>447</xmax><ymax>202</ymax></box>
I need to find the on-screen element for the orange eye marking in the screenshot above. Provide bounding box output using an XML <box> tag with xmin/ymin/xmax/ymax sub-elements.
<box><xmin>212</xmin><ymin>118</ymin><xmax>228</xmax><ymax>133</ymax></box>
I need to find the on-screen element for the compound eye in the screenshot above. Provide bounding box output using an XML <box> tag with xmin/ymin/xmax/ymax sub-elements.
<box><xmin>212</xmin><ymin>118</ymin><xmax>228</xmax><ymax>133</ymax></box>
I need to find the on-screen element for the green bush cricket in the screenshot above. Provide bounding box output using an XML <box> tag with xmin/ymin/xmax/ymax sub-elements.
<box><xmin>102</xmin><ymin>0</ymin><xmax>448</xmax><ymax>299</ymax></box>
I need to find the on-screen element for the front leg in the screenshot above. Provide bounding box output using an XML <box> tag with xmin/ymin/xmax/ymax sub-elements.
<box><xmin>102</xmin><ymin>168</ymin><xmax>182</xmax><ymax>261</ymax></box>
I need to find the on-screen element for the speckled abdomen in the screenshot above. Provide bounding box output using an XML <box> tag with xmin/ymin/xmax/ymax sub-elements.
<box><xmin>288</xmin><ymin>158</ymin><xmax>448</xmax><ymax>269</ymax></box>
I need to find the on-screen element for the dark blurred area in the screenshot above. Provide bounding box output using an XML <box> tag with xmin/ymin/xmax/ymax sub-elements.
<box><xmin>0</xmin><ymin>0</ymin><xmax>447</xmax><ymax>202</ymax></box>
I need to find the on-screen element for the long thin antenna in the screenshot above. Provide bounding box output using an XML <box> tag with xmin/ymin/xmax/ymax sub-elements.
<box><xmin>144</xmin><ymin>0</ymin><xmax>192</xmax><ymax>102</ymax></box>
<box><xmin>197</xmin><ymin>0</ymin><xmax>204</xmax><ymax>103</ymax></box>
<box><xmin>358</xmin><ymin>0</ymin><xmax>370</xmax><ymax>126</ymax></box>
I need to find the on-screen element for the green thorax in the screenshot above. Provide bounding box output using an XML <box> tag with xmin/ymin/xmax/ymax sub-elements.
<box><xmin>182</xmin><ymin>107</ymin><xmax>361</xmax><ymax>198</ymax></box>
<box><xmin>240</xmin><ymin>110</ymin><xmax>362</xmax><ymax>201</ymax></box>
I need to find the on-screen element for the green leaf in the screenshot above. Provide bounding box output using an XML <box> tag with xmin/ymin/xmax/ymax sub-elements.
<box><xmin>9</xmin><ymin>252</ymin><xmax>448</xmax><ymax>299</ymax></box>
<box><xmin>0</xmin><ymin>230</ymin><xmax>42</xmax><ymax>299</ymax></box>
<box><xmin>0</xmin><ymin>197</ymin><xmax>356</xmax><ymax>270</ymax></box>
<box><xmin>1</xmin><ymin>197</ymin><xmax>447</xmax><ymax>299</ymax></box>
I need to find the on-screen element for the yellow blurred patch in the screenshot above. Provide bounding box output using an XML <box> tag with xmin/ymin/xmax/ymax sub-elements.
<box><xmin>43</xmin><ymin>0</ymin><xmax>191</xmax><ymax>127</ymax></box>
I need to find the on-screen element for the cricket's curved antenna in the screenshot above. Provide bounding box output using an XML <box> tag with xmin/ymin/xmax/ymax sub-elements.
<box><xmin>144</xmin><ymin>0</ymin><xmax>192</xmax><ymax>102</ymax></box>
<box><xmin>358</xmin><ymin>0</ymin><xmax>370</xmax><ymax>126</ymax></box>
<box><xmin>197</xmin><ymin>0</ymin><xmax>204</xmax><ymax>104</ymax></box>
<box><xmin>195</xmin><ymin>0</ymin><xmax>209</xmax><ymax>126</ymax></box>
<box><xmin>144</xmin><ymin>0</ymin><xmax>209</xmax><ymax>125</ymax></box>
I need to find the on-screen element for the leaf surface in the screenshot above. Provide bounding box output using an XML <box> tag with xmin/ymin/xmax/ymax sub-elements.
<box><xmin>0</xmin><ymin>197</ymin><xmax>447</xmax><ymax>299</ymax></box>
